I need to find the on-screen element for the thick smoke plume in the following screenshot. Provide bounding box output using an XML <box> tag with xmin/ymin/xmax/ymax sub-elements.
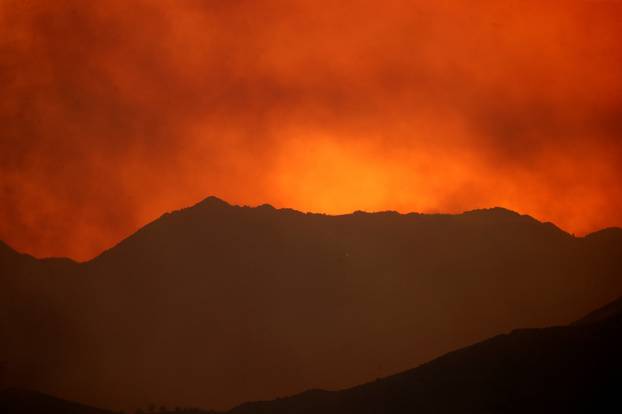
<box><xmin>1</xmin><ymin>0</ymin><xmax>621</xmax><ymax>260</ymax></box>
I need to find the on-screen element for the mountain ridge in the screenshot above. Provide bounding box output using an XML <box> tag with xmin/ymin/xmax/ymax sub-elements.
<box><xmin>1</xmin><ymin>197</ymin><xmax>619</xmax><ymax>263</ymax></box>
<box><xmin>224</xmin><ymin>297</ymin><xmax>622</xmax><ymax>414</ymax></box>
<box><xmin>1</xmin><ymin>196</ymin><xmax>621</xmax><ymax>410</ymax></box>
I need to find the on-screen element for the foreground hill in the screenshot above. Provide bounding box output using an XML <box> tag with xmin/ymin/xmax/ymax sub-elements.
<box><xmin>227</xmin><ymin>296</ymin><xmax>622</xmax><ymax>414</ymax></box>
<box><xmin>1</xmin><ymin>197</ymin><xmax>621</xmax><ymax>410</ymax></box>
<box><xmin>0</xmin><ymin>389</ymin><xmax>112</xmax><ymax>414</ymax></box>
<box><xmin>3</xmin><ymin>297</ymin><xmax>621</xmax><ymax>414</ymax></box>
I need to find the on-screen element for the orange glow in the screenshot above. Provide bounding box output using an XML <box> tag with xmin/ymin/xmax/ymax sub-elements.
<box><xmin>1</xmin><ymin>0</ymin><xmax>621</xmax><ymax>260</ymax></box>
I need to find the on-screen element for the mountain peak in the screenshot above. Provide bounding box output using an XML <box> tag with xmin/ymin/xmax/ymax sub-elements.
<box><xmin>463</xmin><ymin>207</ymin><xmax>521</xmax><ymax>217</ymax></box>
<box><xmin>193</xmin><ymin>196</ymin><xmax>232</xmax><ymax>209</ymax></box>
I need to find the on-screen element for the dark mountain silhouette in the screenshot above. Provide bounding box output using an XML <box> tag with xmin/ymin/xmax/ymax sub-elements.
<box><xmin>0</xmin><ymin>388</ymin><xmax>207</xmax><ymax>414</ymax></box>
<box><xmin>1</xmin><ymin>197</ymin><xmax>621</xmax><ymax>410</ymax></box>
<box><xmin>3</xmin><ymin>296</ymin><xmax>621</xmax><ymax>414</ymax></box>
<box><xmin>573</xmin><ymin>295</ymin><xmax>622</xmax><ymax>325</ymax></box>
<box><xmin>0</xmin><ymin>389</ymin><xmax>112</xmax><ymax>414</ymax></box>
<box><xmin>225</xmin><ymin>295</ymin><xmax>622</xmax><ymax>414</ymax></box>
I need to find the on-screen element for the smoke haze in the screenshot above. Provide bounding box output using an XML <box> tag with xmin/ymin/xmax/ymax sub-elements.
<box><xmin>1</xmin><ymin>0</ymin><xmax>621</xmax><ymax>260</ymax></box>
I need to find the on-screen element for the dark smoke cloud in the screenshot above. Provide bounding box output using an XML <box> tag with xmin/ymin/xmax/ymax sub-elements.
<box><xmin>1</xmin><ymin>0</ymin><xmax>621</xmax><ymax>260</ymax></box>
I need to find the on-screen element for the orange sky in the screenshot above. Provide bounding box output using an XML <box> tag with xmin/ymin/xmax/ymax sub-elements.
<box><xmin>1</xmin><ymin>0</ymin><xmax>621</xmax><ymax>261</ymax></box>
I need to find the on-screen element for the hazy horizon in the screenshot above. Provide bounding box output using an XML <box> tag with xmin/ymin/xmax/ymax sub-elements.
<box><xmin>2</xmin><ymin>0</ymin><xmax>622</xmax><ymax>260</ymax></box>
<box><xmin>3</xmin><ymin>195</ymin><xmax>620</xmax><ymax>262</ymax></box>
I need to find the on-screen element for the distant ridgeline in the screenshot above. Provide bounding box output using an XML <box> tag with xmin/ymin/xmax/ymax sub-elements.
<box><xmin>1</xmin><ymin>197</ymin><xmax>621</xmax><ymax>411</ymax></box>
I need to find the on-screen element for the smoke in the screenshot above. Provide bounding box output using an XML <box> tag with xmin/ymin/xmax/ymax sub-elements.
<box><xmin>1</xmin><ymin>0</ymin><xmax>621</xmax><ymax>260</ymax></box>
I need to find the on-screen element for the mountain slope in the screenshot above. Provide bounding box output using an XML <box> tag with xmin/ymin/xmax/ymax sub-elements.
<box><xmin>3</xmin><ymin>297</ymin><xmax>621</xmax><ymax>414</ymax></box>
<box><xmin>1</xmin><ymin>197</ymin><xmax>621</xmax><ymax>410</ymax></box>
<box><xmin>0</xmin><ymin>389</ymin><xmax>112</xmax><ymax>414</ymax></box>
<box><xmin>226</xmin><ymin>296</ymin><xmax>622</xmax><ymax>414</ymax></box>
<box><xmin>573</xmin><ymin>295</ymin><xmax>622</xmax><ymax>325</ymax></box>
